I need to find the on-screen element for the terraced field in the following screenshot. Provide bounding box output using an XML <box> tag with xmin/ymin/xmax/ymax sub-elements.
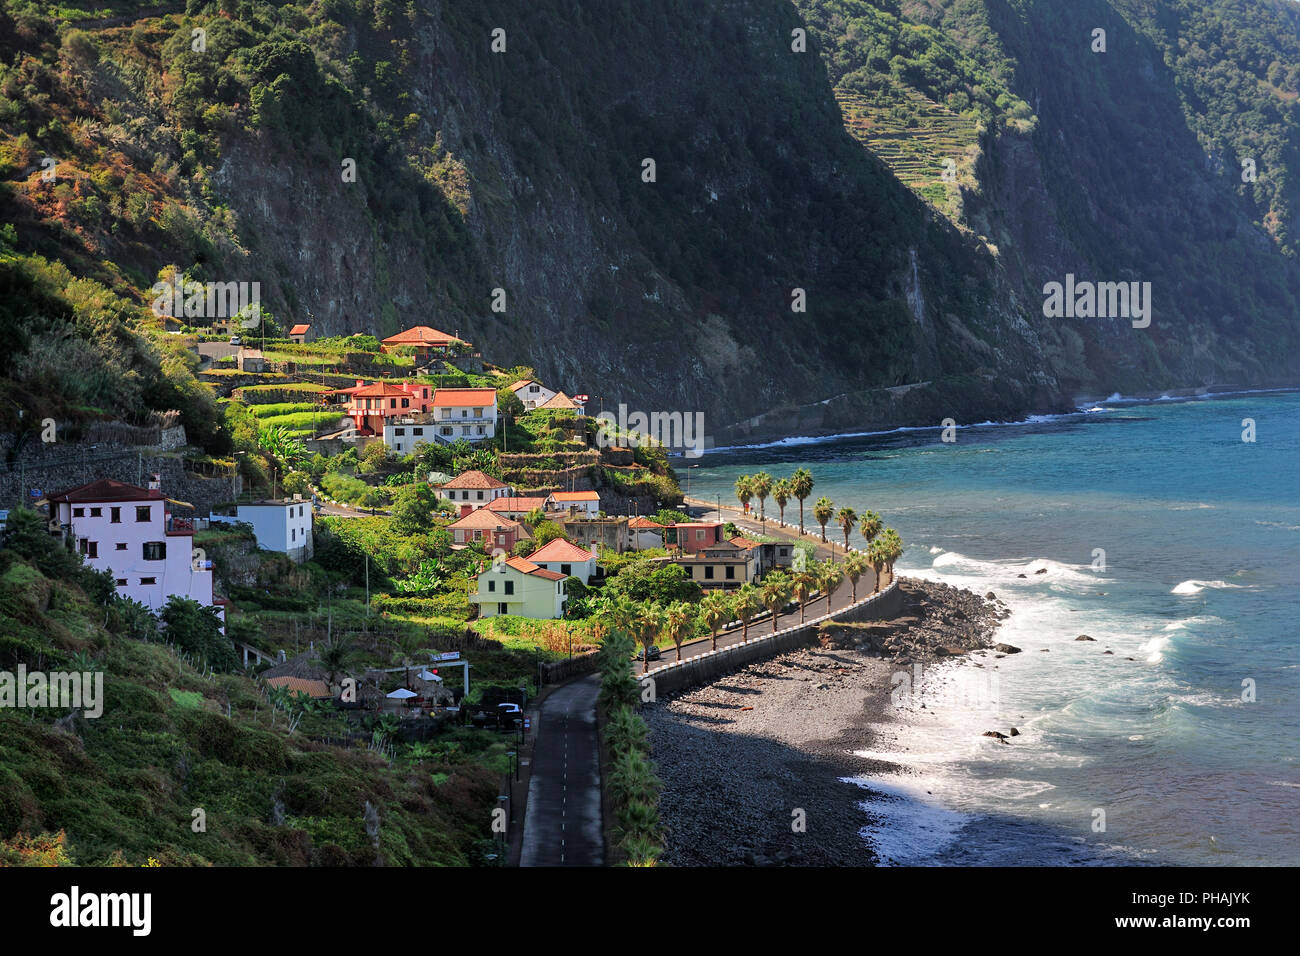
<box><xmin>836</xmin><ymin>88</ymin><xmax>980</xmax><ymax>224</ymax></box>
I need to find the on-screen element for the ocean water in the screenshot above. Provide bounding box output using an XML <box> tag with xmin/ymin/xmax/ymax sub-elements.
<box><xmin>686</xmin><ymin>391</ymin><xmax>1300</xmax><ymax>866</ymax></box>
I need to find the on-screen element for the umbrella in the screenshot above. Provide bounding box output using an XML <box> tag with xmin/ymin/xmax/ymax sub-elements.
<box><xmin>386</xmin><ymin>688</ymin><xmax>418</xmax><ymax>699</ymax></box>
<box><xmin>416</xmin><ymin>670</ymin><xmax>443</xmax><ymax>682</ymax></box>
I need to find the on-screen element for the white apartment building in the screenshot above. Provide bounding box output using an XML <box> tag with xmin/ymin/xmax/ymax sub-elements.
<box><xmin>208</xmin><ymin>499</ymin><xmax>314</xmax><ymax>563</ymax></box>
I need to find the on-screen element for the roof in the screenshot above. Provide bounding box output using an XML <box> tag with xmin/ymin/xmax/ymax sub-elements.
<box><xmin>729</xmin><ymin>536</ymin><xmax>762</xmax><ymax>550</ymax></box>
<box><xmin>48</xmin><ymin>478</ymin><xmax>161</xmax><ymax>504</ymax></box>
<box><xmin>628</xmin><ymin>516</ymin><xmax>665</xmax><ymax>529</ymax></box>
<box><xmin>350</xmin><ymin>381</ymin><xmax>416</xmax><ymax>398</ymax></box>
<box><xmin>289</xmin><ymin>324</ymin><xmax>310</xmax><ymax>334</ymax></box>
<box><xmin>440</xmin><ymin>470</ymin><xmax>508</xmax><ymax>490</ymax></box>
<box><xmin>538</xmin><ymin>391</ymin><xmax>581</xmax><ymax>410</ymax></box>
<box><xmin>487</xmin><ymin>496</ymin><xmax>552</xmax><ymax>513</ymax></box>
<box><xmin>526</xmin><ymin>538</ymin><xmax>597</xmax><ymax>564</ymax></box>
<box><xmin>502</xmin><ymin>556</ymin><xmax>566</xmax><ymax>581</ymax></box>
<box><xmin>553</xmin><ymin>491</ymin><xmax>600</xmax><ymax>502</ymax></box>
<box><xmin>382</xmin><ymin>325</ymin><xmax>462</xmax><ymax>346</ymax></box>
<box><xmin>265</xmin><ymin>676</ymin><xmax>332</xmax><ymax>698</ymax></box>
<box><xmin>433</xmin><ymin>387</ymin><xmax>496</xmax><ymax>407</ymax></box>
<box><xmin>675</xmin><ymin>521</ymin><xmax>723</xmax><ymax>529</ymax></box>
<box><xmin>449</xmin><ymin>508</ymin><xmax>522</xmax><ymax>530</ymax></box>
<box><xmin>261</xmin><ymin>651</ymin><xmax>328</xmax><ymax>682</ymax></box>
<box><xmin>507</xmin><ymin>379</ymin><xmax>543</xmax><ymax>393</ymax></box>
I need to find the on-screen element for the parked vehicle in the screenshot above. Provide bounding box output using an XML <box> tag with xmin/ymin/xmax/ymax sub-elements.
<box><xmin>229</xmin><ymin>335</ymin><xmax>242</xmax><ymax>345</ymax></box>
<box><xmin>633</xmin><ymin>645</ymin><xmax>662</xmax><ymax>662</ymax></box>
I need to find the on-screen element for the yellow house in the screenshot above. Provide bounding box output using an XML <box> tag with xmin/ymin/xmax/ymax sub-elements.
<box><xmin>471</xmin><ymin>556</ymin><xmax>568</xmax><ymax>619</ymax></box>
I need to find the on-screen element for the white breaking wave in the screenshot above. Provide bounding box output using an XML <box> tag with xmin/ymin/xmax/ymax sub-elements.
<box><xmin>845</xmin><ymin>774</ymin><xmax>970</xmax><ymax>866</ymax></box>
<box><xmin>1172</xmin><ymin>579</ymin><xmax>1244</xmax><ymax>595</ymax></box>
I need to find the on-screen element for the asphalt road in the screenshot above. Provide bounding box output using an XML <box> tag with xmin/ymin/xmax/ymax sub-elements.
<box><xmin>519</xmin><ymin>674</ymin><xmax>603</xmax><ymax>866</ymax></box>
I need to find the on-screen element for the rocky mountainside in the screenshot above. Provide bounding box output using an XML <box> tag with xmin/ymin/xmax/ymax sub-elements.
<box><xmin>3</xmin><ymin>0</ymin><xmax>1299</xmax><ymax>446</ymax></box>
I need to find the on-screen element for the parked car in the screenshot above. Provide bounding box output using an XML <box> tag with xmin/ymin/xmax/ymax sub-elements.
<box><xmin>633</xmin><ymin>645</ymin><xmax>662</xmax><ymax>662</ymax></box>
<box><xmin>229</xmin><ymin>335</ymin><xmax>242</xmax><ymax>345</ymax></box>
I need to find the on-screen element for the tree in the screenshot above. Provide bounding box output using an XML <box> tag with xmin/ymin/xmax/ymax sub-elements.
<box><xmin>837</xmin><ymin>506</ymin><xmax>857</xmax><ymax>553</ymax></box>
<box><xmin>867</xmin><ymin>540</ymin><xmax>888</xmax><ymax>593</ymax></box>
<box><xmin>790</xmin><ymin>468</ymin><xmax>814</xmax><ymax>535</ymax></box>
<box><xmin>390</xmin><ymin>483</ymin><xmax>437</xmax><ymax>536</ymax></box>
<box><xmin>760</xmin><ymin>572</ymin><xmax>793</xmax><ymax>633</ymax></box>
<box><xmin>532</xmin><ymin>521</ymin><xmax>568</xmax><ymax>546</ymax></box>
<box><xmin>635</xmin><ymin>604</ymin><xmax>665</xmax><ymax>673</ymax></box>
<box><xmin>734</xmin><ymin>475</ymin><xmax>753</xmax><ymax>514</ymax></box>
<box><xmin>315</xmin><ymin>635</ymin><xmax>359</xmax><ymax>690</ymax></box>
<box><xmin>161</xmin><ymin>596</ymin><xmax>236</xmax><ymax>671</ymax></box>
<box><xmin>751</xmin><ymin>472</ymin><xmax>772</xmax><ymax>523</ymax></box>
<box><xmin>858</xmin><ymin>510</ymin><xmax>883</xmax><ymax>548</ymax></box>
<box><xmin>732</xmin><ymin>584</ymin><xmax>761</xmax><ymax>640</ymax></box>
<box><xmin>819</xmin><ymin>560</ymin><xmax>844</xmax><ymax>613</ymax></box>
<box><xmin>664</xmin><ymin>602</ymin><xmax>693</xmax><ymax>662</ymax></box>
<box><xmin>843</xmin><ymin>551</ymin><xmax>870</xmax><ymax>602</ymax></box>
<box><xmin>792</xmin><ymin>567</ymin><xmax>818</xmax><ymax>623</ymax></box>
<box><xmin>772</xmin><ymin>478</ymin><xmax>790</xmax><ymax>527</ymax></box>
<box><xmin>700</xmin><ymin>591</ymin><xmax>732</xmax><ymax>651</ymax></box>
<box><xmin>878</xmin><ymin>528</ymin><xmax>904</xmax><ymax>585</ymax></box>
<box><xmin>813</xmin><ymin>496</ymin><xmax>834</xmax><ymax>543</ymax></box>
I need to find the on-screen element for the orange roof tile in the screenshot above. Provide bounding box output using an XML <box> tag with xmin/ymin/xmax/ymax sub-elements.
<box><xmin>502</xmin><ymin>556</ymin><xmax>565</xmax><ymax>581</ymax></box>
<box><xmin>526</xmin><ymin>539</ymin><xmax>597</xmax><ymax>563</ymax></box>
<box><xmin>289</xmin><ymin>324</ymin><xmax>310</xmax><ymax>334</ymax></box>
<box><xmin>488</xmin><ymin>496</ymin><xmax>552</xmax><ymax>513</ymax></box>
<box><xmin>382</xmin><ymin>325</ymin><xmax>461</xmax><ymax>346</ymax></box>
<box><xmin>553</xmin><ymin>491</ymin><xmax>600</xmax><ymax>502</ymax></box>
<box><xmin>433</xmin><ymin>387</ymin><xmax>497</xmax><ymax>407</ymax></box>
<box><xmin>449</xmin><ymin>509</ymin><xmax>521</xmax><ymax>530</ymax></box>
<box><xmin>628</xmin><ymin>516</ymin><xmax>665</xmax><ymax>529</ymax></box>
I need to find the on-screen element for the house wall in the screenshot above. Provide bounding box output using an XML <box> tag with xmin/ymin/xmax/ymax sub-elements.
<box><xmin>473</xmin><ymin>568</ymin><xmax>566</xmax><ymax>618</ymax></box>
<box><xmin>533</xmin><ymin>556</ymin><xmax>597</xmax><ymax>584</ymax></box>
<box><xmin>210</xmin><ymin>501</ymin><xmax>313</xmax><ymax>562</ymax></box>
<box><xmin>675</xmin><ymin>524</ymin><xmax>724</xmax><ymax>553</ymax></box>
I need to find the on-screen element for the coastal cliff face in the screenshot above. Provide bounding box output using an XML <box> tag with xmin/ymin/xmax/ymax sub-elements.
<box><xmin>5</xmin><ymin>0</ymin><xmax>1300</xmax><ymax>444</ymax></box>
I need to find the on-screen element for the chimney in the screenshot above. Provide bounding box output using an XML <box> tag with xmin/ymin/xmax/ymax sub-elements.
<box><xmin>148</xmin><ymin>473</ymin><xmax>162</xmax><ymax>493</ymax></box>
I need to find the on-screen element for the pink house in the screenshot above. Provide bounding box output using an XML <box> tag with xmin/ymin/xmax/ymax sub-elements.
<box><xmin>673</xmin><ymin>521</ymin><xmax>725</xmax><ymax>553</ymax></box>
<box><xmin>46</xmin><ymin>477</ymin><xmax>223</xmax><ymax>629</ymax></box>
<box><xmin>329</xmin><ymin>379</ymin><xmax>434</xmax><ymax>435</ymax></box>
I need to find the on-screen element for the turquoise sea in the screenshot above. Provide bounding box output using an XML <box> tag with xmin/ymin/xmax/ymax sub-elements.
<box><xmin>687</xmin><ymin>390</ymin><xmax>1300</xmax><ymax>865</ymax></box>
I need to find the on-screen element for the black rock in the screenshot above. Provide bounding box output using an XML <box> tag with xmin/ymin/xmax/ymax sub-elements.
<box><xmin>1075</xmin><ymin>634</ymin><xmax>1096</xmax><ymax>641</ymax></box>
<box><xmin>1034</xmin><ymin>568</ymin><xmax>1048</xmax><ymax>575</ymax></box>
<box><xmin>985</xmin><ymin>592</ymin><xmax>997</xmax><ymax>600</ymax></box>
<box><xmin>993</xmin><ymin>643</ymin><xmax>1022</xmax><ymax>654</ymax></box>
<box><xmin>1017</xmin><ymin>574</ymin><xmax>1027</xmax><ymax>579</ymax></box>
<box><xmin>1009</xmin><ymin>727</ymin><xmax>1020</xmax><ymax>736</ymax></box>
<box><xmin>982</xmin><ymin>730</ymin><xmax>1010</xmax><ymax>743</ymax></box>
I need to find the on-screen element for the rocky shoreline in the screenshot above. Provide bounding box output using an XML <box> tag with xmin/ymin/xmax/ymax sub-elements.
<box><xmin>643</xmin><ymin>577</ymin><xmax>1007</xmax><ymax>866</ymax></box>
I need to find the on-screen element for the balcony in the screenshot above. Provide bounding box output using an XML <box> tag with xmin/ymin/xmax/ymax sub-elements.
<box><xmin>165</xmin><ymin>514</ymin><xmax>194</xmax><ymax>536</ymax></box>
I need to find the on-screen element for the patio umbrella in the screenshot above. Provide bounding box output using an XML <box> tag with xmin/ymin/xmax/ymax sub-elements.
<box><xmin>386</xmin><ymin>688</ymin><xmax>418</xmax><ymax>699</ymax></box>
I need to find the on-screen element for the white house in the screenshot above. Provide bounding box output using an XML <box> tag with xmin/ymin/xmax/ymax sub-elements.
<box><xmin>46</xmin><ymin>478</ymin><xmax>222</xmax><ymax>627</ymax></box>
<box><xmin>525</xmin><ymin>538</ymin><xmax>598</xmax><ymax>584</ymax></box>
<box><xmin>383</xmin><ymin>419</ymin><xmax>437</xmax><ymax>455</ymax></box>
<box><xmin>470</xmin><ymin>556</ymin><xmax>567</xmax><ymax>619</ymax></box>
<box><xmin>435</xmin><ymin>470</ymin><xmax>511</xmax><ymax>516</ymax></box>
<box><xmin>507</xmin><ymin>379</ymin><xmax>557</xmax><ymax>410</ymax></box>
<box><xmin>551</xmin><ymin>490</ymin><xmax>601</xmax><ymax>517</ymax></box>
<box><xmin>209</xmin><ymin>499</ymin><xmax>314</xmax><ymax>563</ymax></box>
<box><xmin>431</xmin><ymin>387</ymin><xmax>497</xmax><ymax>443</ymax></box>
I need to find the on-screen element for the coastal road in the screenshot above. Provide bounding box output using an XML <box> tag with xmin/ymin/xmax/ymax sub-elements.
<box><xmin>519</xmin><ymin>674</ymin><xmax>603</xmax><ymax>867</ymax></box>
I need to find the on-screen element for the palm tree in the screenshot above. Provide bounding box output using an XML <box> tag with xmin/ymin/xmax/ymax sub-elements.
<box><xmin>867</xmin><ymin>539</ymin><xmax>888</xmax><ymax>593</ymax></box>
<box><xmin>792</xmin><ymin>567</ymin><xmax>818</xmax><ymax>623</ymax></box>
<box><xmin>732</xmin><ymin>584</ymin><xmax>761</xmax><ymax>640</ymax></box>
<box><xmin>734</xmin><ymin>475</ymin><xmax>754</xmax><ymax>515</ymax></box>
<box><xmin>879</xmin><ymin>528</ymin><xmax>904</xmax><ymax>586</ymax></box>
<box><xmin>837</xmin><ymin>506</ymin><xmax>857</xmax><ymax>553</ymax></box>
<box><xmin>751</xmin><ymin>472</ymin><xmax>772</xmax><ymax>523</ymax></box>
<box><xmin>843</xmin><ymin>550</ymin><xmax>869</xmax><ymax>602</ymax></box>
<box><xmin>858</xmin><ymin>509</ymin><xmax>883</xmax><ymax>548</ymax></box>
<box><xmin>819</xmin><ymin>560</ymin><xmax>844</xmax><ymax>612</ymax></box>
<box><xmin>760</xmin><ymin>572</ymin><xmax>793</xmax><ymax>633</ymax></box>
<box><xmin>813</xmin><ymin>496</ymin><xmax>834</xmax><ymax>543</ymax></box>
<box><xmin>665</xmin><ymin>601</ymin><xmax>693</xmax><ymax>661</ymax></box>
<box><xmin>790</xmin><ymin>468</ymin><xmax>814</xmax><ymax>535</ymax></box>
<box><xmin>700</xmin><ymin>591</ymin><xmax>732</xmax><ymax>651</ymax></box>
<box><xmin>315</xmin><ymin>635</ymin><xmax>358</xmax><ymax>693</ymax></box>
<box><xmin>635</xmin><ymin>605</ymin><xmax>665</xmax><ymax>673</ymax></box>
<box><xmin>604</xmin><ymin>595</ymin><xmax>639</xmax><ymax>641</ymax></box>
<box><xmin>772</xmin><ymin>478</ymin><xmax>790</xmax><ymax>527</ymax></box>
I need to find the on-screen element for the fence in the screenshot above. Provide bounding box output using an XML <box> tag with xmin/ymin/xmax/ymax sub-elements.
<box><xmin>538</xmin><ymin>649</ymin><xmax>602</xmax><ymax>685</ymax></box>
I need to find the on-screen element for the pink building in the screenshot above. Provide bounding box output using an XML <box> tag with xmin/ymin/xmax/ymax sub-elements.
<box><xmin>46</xmin><ymin>478</ymin><xmax>222</xmax><ymax>628</ymax></box>
<box><xmin>672</xmin><ymin>521</ymin><xmax>725</xmax><ymax>553</ymax></box>
<box><xmin>329</xmin><ymin>379</ymin><xmax>434</xmax><ymax>436</ymax></box>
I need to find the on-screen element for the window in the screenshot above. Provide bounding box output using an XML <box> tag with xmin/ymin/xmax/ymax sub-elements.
<box><xmin>504</xmin><ymin>581</ymin><xmax>515</xmax><ymax>595</ymax></box>
<box><xmin>90</xmin><ymin>507</ymin><xmax>102</xmax><ymax>517</ymax></box>
<box><xmin>441</xmin><ymin>409</ymin><xmax>451</xmax><ymax>420</ymax></box>
<box><xmin>476</xmin><ymin>491</ymin><xmax>485</xmax><ymax>500</ymax></box>
<box><xmin>488</xmin><ymin>579</ymin><xmax>496</xmax><ymax>593</ymax></box>
<box><xmin>561</xmin><ymin>563</ymin><xmax>571</xmax><ymax>576</ymax></box>
<box><xmin>142</xmin><ymin>541</ymin><xmax>166</xmax><ymax>561</ymax></box>
<box><xmin>110</xmin><ymin>507</ymin><xmax>121</xmax><ymax>523</ymax></box>
<box><xmin>140</xmin><ymin>577</ymin><xmax>156</xmax><ymax>585</ymax></box>
<box><xmin>413</xmin><ymin>427</ymin><xmax>423</xmax><ymax>436</ymax></box>
<box><xmin>704</xmin><ymin>566</ymin><xmax>715</xmax><ymax>579</ymax></box>
<box><xmin>725</xmin><ymin>566</ymin><xmax>735</xmax><ymax>579</ymax></box>
<box><xmin>389</xmin><ymin>399</ymin><xmax>397</xmax><ymax>409</ymax></box>
<box><xmin>477</xmin><ymin>426</ymin><xmax>485</xmax><ymax>435</ymax></box>
<box><xmin>473</xmin><ymin>407</ymin><xmax>483</xmax><ymax>417</ymax></box>
<box><xmin>115</xmin><ymin>578</ymin><xmax>127</xmax><ymax>586</ymax></box>
<box><xmin>73</xmin><ymin>507</ymin><xmax>85</xmax><ymax>517</ymax></box>
<box><xmin>85</xmin><ymin>541</ymin><xmax>98</xmax><ymax>558</ymax></box>
<box><xmin>499</xmin><ymin>603</ymin><xmax>509</xmax><ymax>615</ymax></box>
<box><xmin>462</xmin><ymin>426</ymin><xmax>470</xmax><ymax>435</ymax></box>
<box><xmin>401</xmin><ymin>398</ymin><xmax>410</xmax><ymax>408</ymax></box>
<box><xmin>696</xmin><ymin>529</ymin><xmax>705</xmax><ymax>541</ymax></box>
<box><xmin>135</xmin><ymin>506</ymin><xmax>151</xmax><ymax>522</ymax></box>
<box><xmin>441</xmin><ymin>426</ymin><xmax>454</xmax><ymax>435</ymax></box>
<box><xmin>115</xmin><ymin>542</ymin><xmax>127</xmax><ymax>551</ymax></box>
<box><xmin>291</xmin><ymin>529</ymin><xmax>296</xmax><ymax>542</ymax></box>
<box><xmin>394</xmin><ymin>428</ymin><xmax>405</xmax><ymax>436</ymax></box>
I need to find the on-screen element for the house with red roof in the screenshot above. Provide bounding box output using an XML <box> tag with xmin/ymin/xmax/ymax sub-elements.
<box><xmin>486</xmin><ymin>495</ymin><xmax>555</xmax><ymax>520</ymax></box>
<box><xmin>380</xmin><ymin>325</ymin><xmax>470</xmax><ymax>359</ymax></box>
<box><xmin>672</xmin><ymin>521</ymin><xmax>725</xmax><ymax>553</ymax></box>
<box><xmin>447</xmin><ymin>504</ymin><xmax>526</xmax><ymax>551</ymax></box>
<box><xmin>288</xmin><ymin>323</ymin><xmax>312</xmax><ymax>344</ymax></box>
<box><xmin>330</xmin><ymin>378</ymin><xmax>433</xmax><ymax>435</ymax></box>
<box><xmin>525</xmin><ymin>538</ymin><xmax>598</xmax><ymax>583</ymax></box>
<box><xmin>628</xmin><ymin>515</ymin><xmax>666</xmax><ymax>550</ymax></box>
<box><xmin>45</xmin><ymin>477</ymin><xmax>223</xmax><ymax>630</ymax></box>
<box><xmin>507</xmin><ymin>379</ymin><xmax>557</xmax><ymax>410</ymax></box>
<box><xmin>435</xmin><ymin>470</ymin><xmax>512</xmax><ymax>517</ymax></box>
<box><xmin>470</xmin><ymin>556</ymin><xmax>568</xmax><ymax>619</ymax></box>
<box><xmin>430</xmin><ymin>387</ymin><xmax>497</xmax><ymax>443</ymax></box>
